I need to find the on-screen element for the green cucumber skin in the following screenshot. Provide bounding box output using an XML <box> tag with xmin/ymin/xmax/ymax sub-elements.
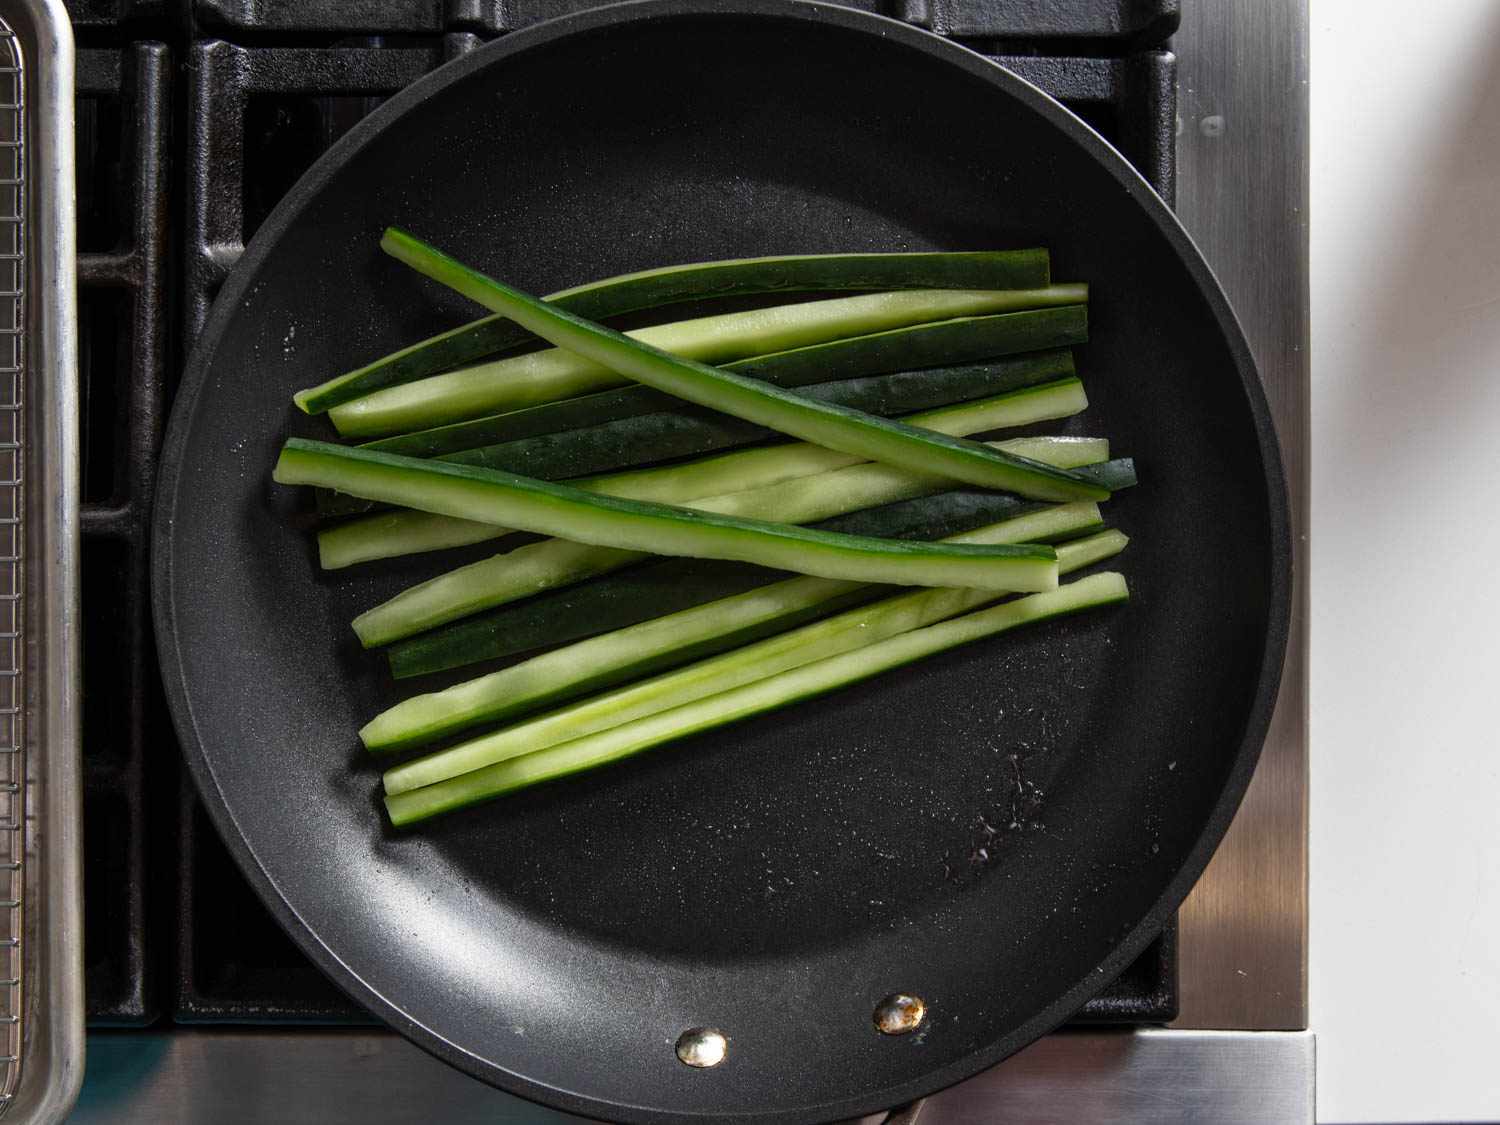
<box><xmin>380</xmin><ymin>229</ymin><xmax>1104</xmax><ymax>502</ymax></box>
<box><xmin>383</xmin><ymin>572</ymin><xmax>1129</xmax><ymax>826</ymax></box>
<box><xmin>383</xmin><ymin>458</ymin><xmax>1136</xmax><ymax>679</ymax></box>
<box><xmin>295</xmin><ymin>250</ymin><xmax>1053</xmax><ymax>413</ymax></box>
<box><xmin>275</xmin><ymin>440</ymin><xmax>1059</xmax><ymax>598</ymax></box>
<box><xmin>360</xmin><ymin>313</ymin><xmax>1085</xmax><ymax>460</ymax></box>
<box><xmin>315</xmin><ymin>347</ymin><xmax>1078</xmax><ymax>520</ymax></box>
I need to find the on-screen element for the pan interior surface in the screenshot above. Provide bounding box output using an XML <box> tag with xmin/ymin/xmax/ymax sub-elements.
<box><xmin>154</xmin><ymin>5</ymin><xmax>1285</xmax><ymax>1121</ymax></box>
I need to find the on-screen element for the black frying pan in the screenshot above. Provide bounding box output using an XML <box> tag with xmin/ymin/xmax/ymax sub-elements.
<box><xmin>152</xmin><ymin>2</ymin><xmax>1290</xmax><ymax>1120</ymax></box>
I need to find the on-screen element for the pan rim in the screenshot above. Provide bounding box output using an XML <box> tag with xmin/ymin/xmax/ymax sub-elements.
<box><xmin>151</xmin><ymin>1</ymin><xmax>1293</xmax><ymax>1120</ymax></box>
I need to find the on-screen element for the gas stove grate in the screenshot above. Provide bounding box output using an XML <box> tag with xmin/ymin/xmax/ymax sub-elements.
<box><xmin>75</xmin><ymin>41</ymin><xmax>170</xmax><ymax>1026</ymax></box>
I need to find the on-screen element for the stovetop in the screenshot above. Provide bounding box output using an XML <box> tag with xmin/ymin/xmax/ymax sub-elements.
<box><xmin>67</xmin><ymin>0</ymin><xmax>1310</xmax><ymax>1119</ymax></box>
<box><xmin>71</xmin><ymin>0</ymin><xmax>1181</xmax><ymax>1031</ymax></box>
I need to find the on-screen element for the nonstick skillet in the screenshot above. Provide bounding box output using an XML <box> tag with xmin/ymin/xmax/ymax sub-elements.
<box><xmin>152</xmin><ymin>2</ymin><xmax>1291</xmax><ymax>1120</ymax></box>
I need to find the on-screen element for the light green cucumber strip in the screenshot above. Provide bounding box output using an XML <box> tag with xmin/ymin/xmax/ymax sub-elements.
<box><xmin>362</xmin><ymin>502</ymin><xmax>1106</xmax><ymax>754</ymax></box>
<box><xmin>380</xmin><ymin>228</ymin><xmax>1103</xmax><ymax>502</ymax></box>
<box><xmin>383</xmin><ymin>568</ymin><xmax>1129</xmax><ymax>825</ymax></box>
<box><xmin>318</xmin><ymin>377</ymin><xmax>1091</xmax><ymax>569</ymax></box>
<box><xmin>276</xmin><ymin>439</ymin><xmax>1058</xmax><ymax>605</ymax></box>
<box><xmin>328</xmin><ymin>284</ymin><xmax>1085</xmax><ymax>438</ymax></box>
<box><xmin>346</xmin><ymin>436</ymin><xmax>1104</xmax><ymax>648</ymax></box>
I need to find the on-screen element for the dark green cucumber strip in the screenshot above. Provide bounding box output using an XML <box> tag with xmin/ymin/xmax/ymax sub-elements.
<box><xmin>383</xmin><ymin>570</ymin><xmax>1129</xmax><ymax>826</ymax></box>
<box><xmin>381</xmin><ymin>228</ymin><xmax>1104</xmax><ymax>502</ymax></box>
<box><xmin>330</xmin><ymin>285</ymin><xmax>1088</xmax><ymax>438</ymax></box>
<box><xmin>384</xmin><ymin>457</ymin><xmax>1138</xmax><ymax>678</ymax></box>
<box><xmin>362</xmin><ymin>502</ymin><xmax>1105</xmax><ymax>754</ymax></box>
<box><xmin>316</xmin><ymin>344</ymin><xmax>1079</xmax><ymax>518</ymax></box>
<box><xmin>274</xmin><ymin>438</ymin><xmax>1059</xmax><ymax>594</ymax></box>
<box><xmin>316</xmin><ymin>384</ymin><xmax>1094</xmax><ymax>567</ymax></box>
<box><xmin>360</xmin><ymin>316</ymin><xmax>1084</xmax><ymax>460</ymax></box>
<box><xmin>294</xmin><ymin>250</ymin><xmax>1052</xmax><ymax>413</ymax></box>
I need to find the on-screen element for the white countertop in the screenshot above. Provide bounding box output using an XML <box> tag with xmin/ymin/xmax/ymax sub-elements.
<box><xmin>1310</xmin><ymin>1</ymin><xmax>1500</xmax><ymax>1121</ymax></box>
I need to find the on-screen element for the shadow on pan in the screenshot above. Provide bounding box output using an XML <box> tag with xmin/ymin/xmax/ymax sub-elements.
<box><xmin>152</xmin><ymin>1</ymin><xmax>1290</xmax><ymax>1121</ymax></box>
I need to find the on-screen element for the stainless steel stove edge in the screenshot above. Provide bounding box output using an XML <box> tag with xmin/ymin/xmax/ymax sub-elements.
<box><xmin>1172</xmin><ymin>0</ymin><xmax>1310</xmax><ymax>1035</ymax></box>
<box><xmin>75</xmin><ymin>1028</ymin><xmax>1314</xmax><ymax>1125</ymax></box>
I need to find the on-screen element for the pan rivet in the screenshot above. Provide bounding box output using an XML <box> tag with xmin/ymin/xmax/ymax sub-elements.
<box><xmin>874</xmin><ymin>993</ymin><xmax>927</xmax><ymax>1035</ymax></box>
<box><xmin>675</xmin><ymin>1027</ymin><xmax>728</xmax><ymax>1068</ymax></box>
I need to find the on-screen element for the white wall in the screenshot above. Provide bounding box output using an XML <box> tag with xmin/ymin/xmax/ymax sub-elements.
<box><xmin>1311</xmin><ymin>1</ymin><xmax>1500</xmax><ymax>1120</ymax></box>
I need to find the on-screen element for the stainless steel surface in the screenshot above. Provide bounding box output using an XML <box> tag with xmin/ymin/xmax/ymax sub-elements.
<box><xmin>73</xmin><ymin>1029</ymin><xmax>1312</xmax><ymax>1124</ymax></box>
<box><xmin>0</xmin><ymin>22</ymin><xmax>26</xmax><ymax>1107</ymax></box>
<box><xmin>674</xmin><ymin>1028</ymin><xmax>728</xmax><ymax>1069</ymax></box>
<box><xmin>1172</xmin><ymin>0</ymin><xmax>1310</xmax><ymax>1030</ymax></box>
<box><xmin>917</xmin><ymin>1030</ymin><xmax>1314</xmax><ymax>1124</ymax></box>
<box><xmin>0</xmin><ymin>0</ymin><xmax>80</xmax><ymax>1122</ymax></box>
<box><xmin>70</xmin><ymin>0</ymin><xmax>1309</xmax><ymax>1118</ymax></box>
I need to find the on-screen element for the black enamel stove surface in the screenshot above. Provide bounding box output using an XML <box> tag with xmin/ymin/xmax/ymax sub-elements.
<box><xmin>68</xmin><ymin>0</ymin><xmax>1180</xmax><ymax>1029</ymax></box>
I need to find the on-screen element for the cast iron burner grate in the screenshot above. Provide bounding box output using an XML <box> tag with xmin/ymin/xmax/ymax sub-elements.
<box><xmin>66</xmin><ymin>0</ymin><xmax>1179</xmax><ymax>1029</ymax></box>
<box><xmin>76</xmin><ymin>40</ymin><xmax>170</xmax><ymax>1026</ymax></box>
